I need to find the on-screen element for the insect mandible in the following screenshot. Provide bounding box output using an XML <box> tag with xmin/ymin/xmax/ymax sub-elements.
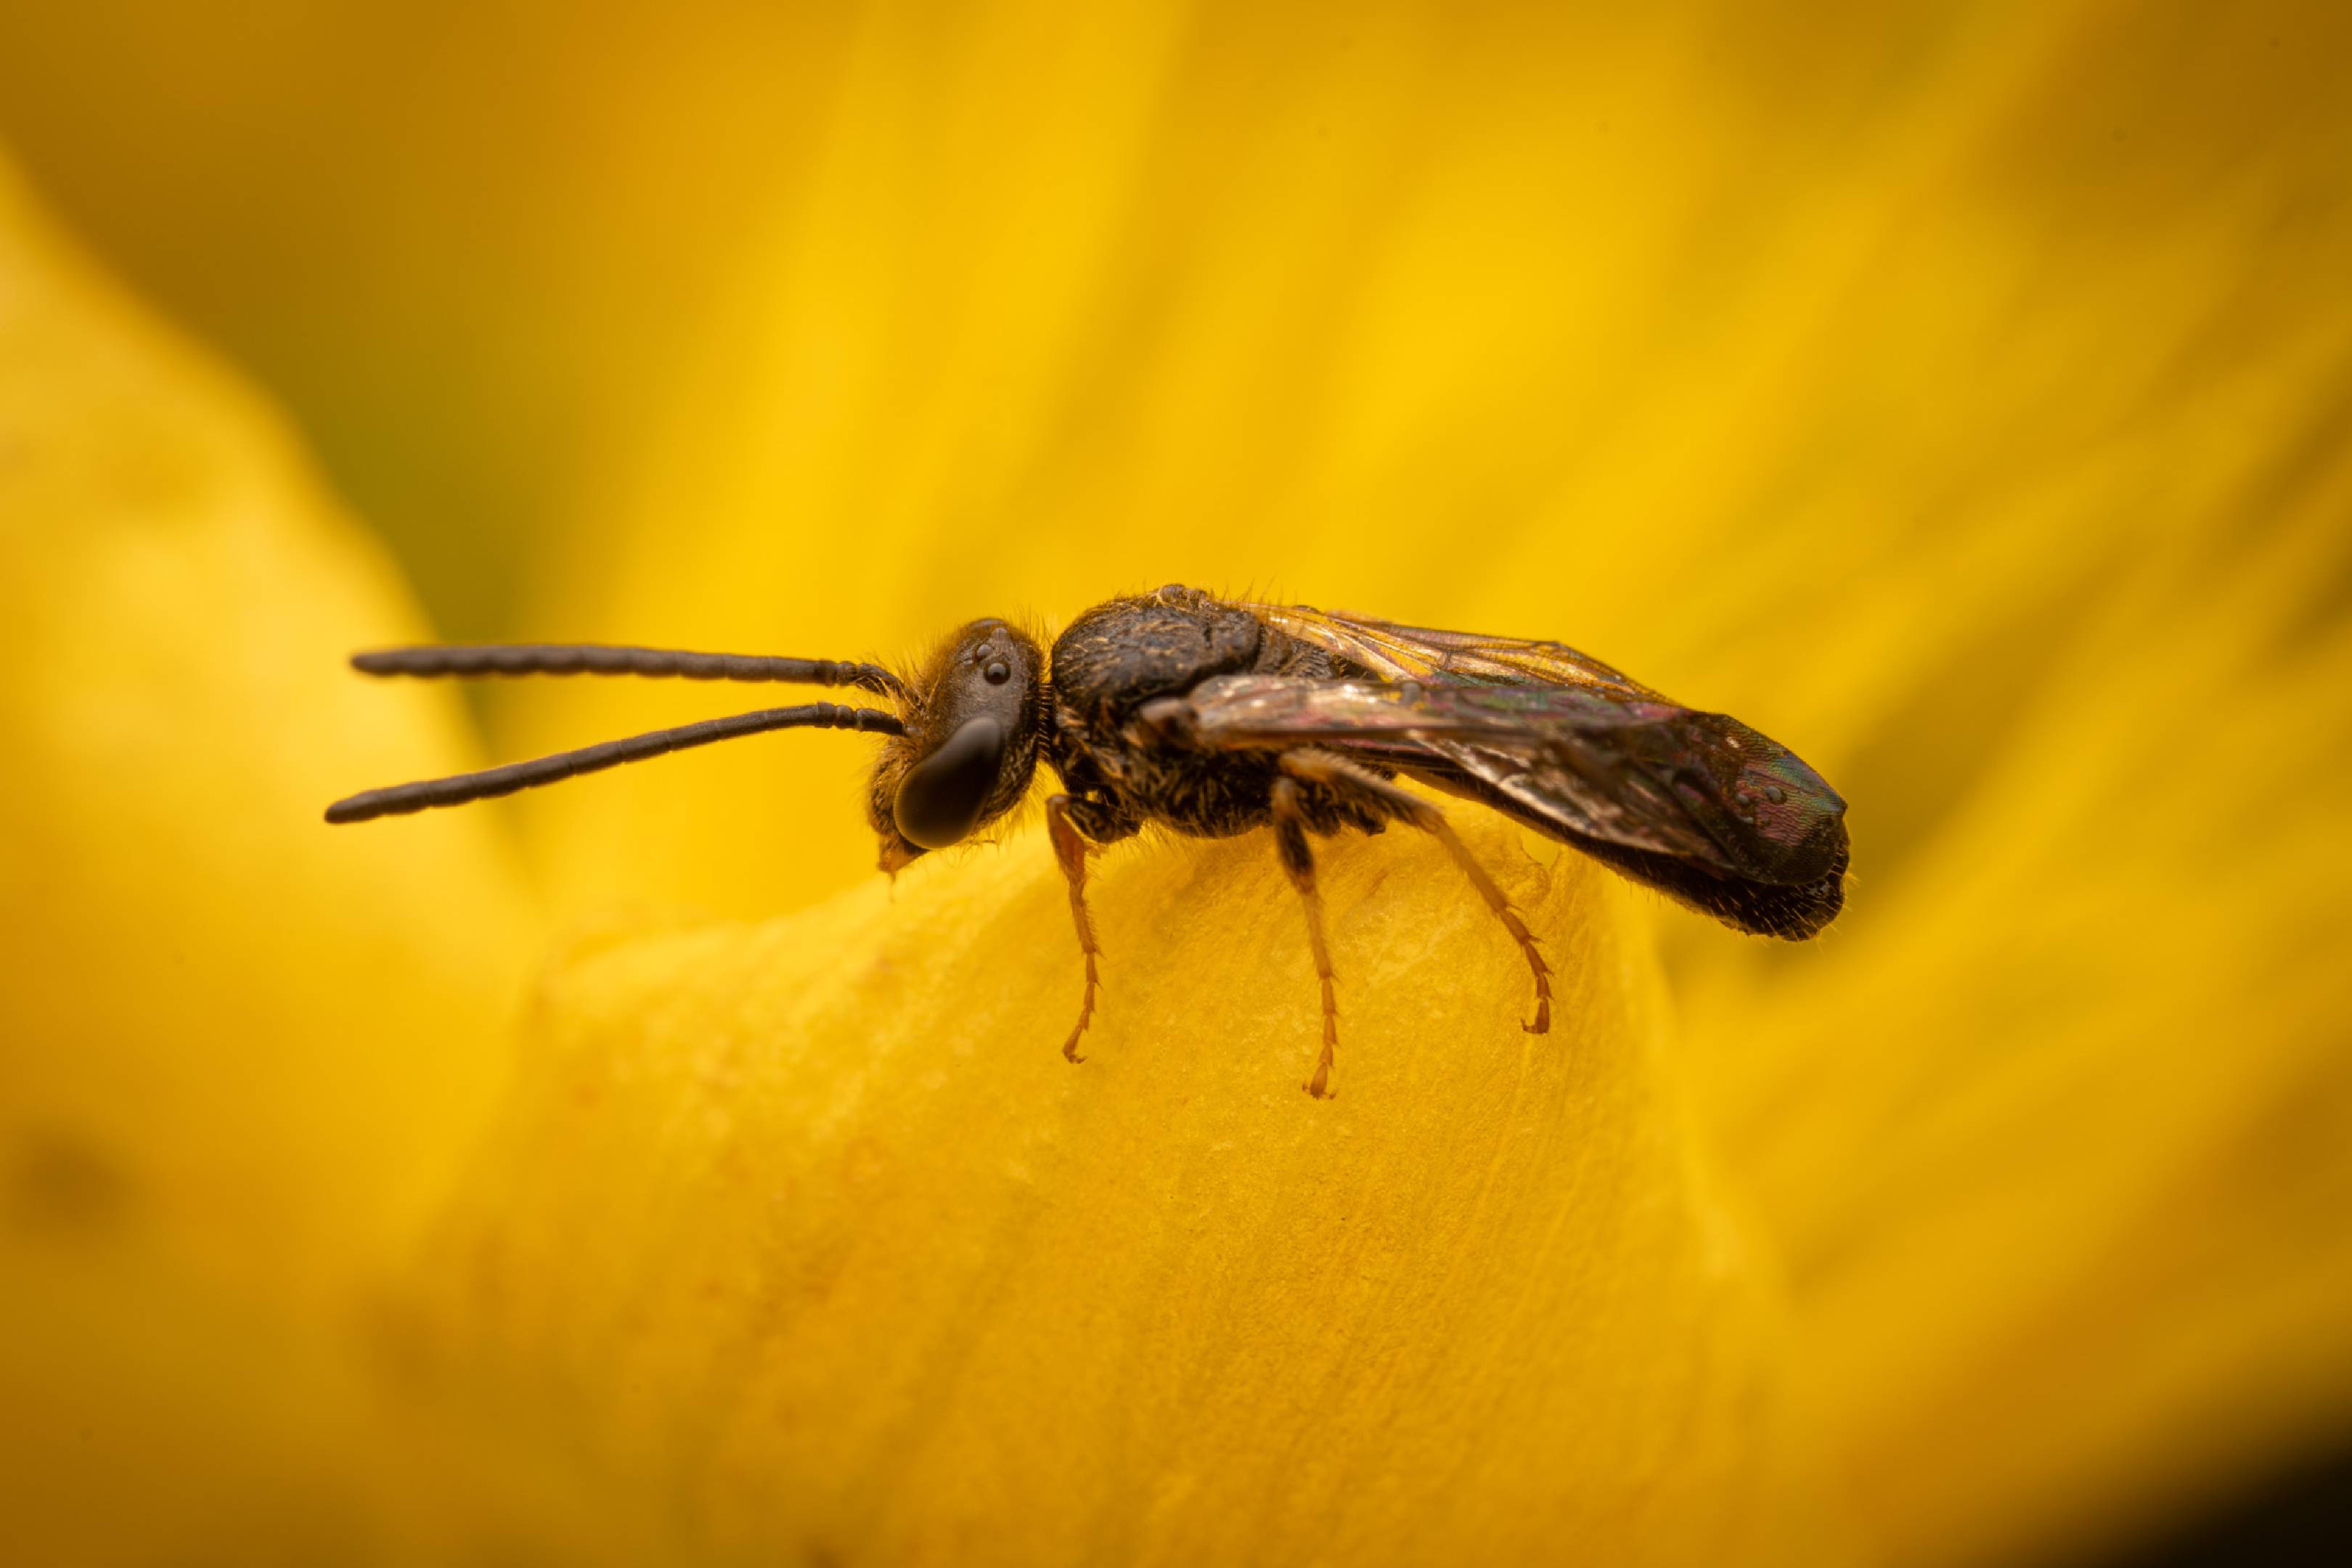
<box><xmin>327</xmin><ymin>584</ymin><xmax>1850</xmax><ymax>1097</ymax></box>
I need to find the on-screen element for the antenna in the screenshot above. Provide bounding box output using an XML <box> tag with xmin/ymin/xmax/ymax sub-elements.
<box><xmin>325</xmin><ymin>703</ymin><xmax>905</xmax><ymax>823</ymax></box>
<box><xmin>350</xmin><ymin>643</ymin><xmax>905</xmax><ymax>698</ymax></box>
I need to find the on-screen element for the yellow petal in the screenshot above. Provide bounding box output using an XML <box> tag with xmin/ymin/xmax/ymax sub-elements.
<box><xmin>426</xmin><ymin>809</ymin><xmax>1854</xmax><ymax>1565</ymax></box>
<box><xmin>0</xmin><ymin>152</ymin><xmax>537</xmax><ymax>1295</ymax></box>
<box><xmin>1685</xmin><ymin>406</ymin><xmax>2352</xmax><ymax>1564</ymax></box>
<box><xmin>0</xmin><ymin>149</ymin><xmax>545</xmax><ymax>1559</ymax></box>
<box><xmin>7</xmin><ymin>5</ymin><xmax>2352</xmax><ymax>1564</ymax></box>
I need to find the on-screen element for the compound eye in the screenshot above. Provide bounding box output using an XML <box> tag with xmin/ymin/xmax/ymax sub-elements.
<box><xmin>893</xmin><ymin>716</ymin><xmax>1006</xmax><ymax>849</ymax></box>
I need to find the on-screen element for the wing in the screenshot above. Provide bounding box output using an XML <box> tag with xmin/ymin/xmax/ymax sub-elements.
<box><xmin>1166</xmin><ymin>674</ymin><xmax>1847</xmax><ymax>892</ymax></box>
<box><xmin>1244</xmin><ymin>600</ymin><xmax>1658</xmax><ymax>698</ymax></box>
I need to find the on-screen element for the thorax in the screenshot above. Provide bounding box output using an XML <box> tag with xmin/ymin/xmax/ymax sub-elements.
<box><xmin>1042</xmin><ymin>587</ymin><xmax>1369</xmax><ymax>838</ymax></box>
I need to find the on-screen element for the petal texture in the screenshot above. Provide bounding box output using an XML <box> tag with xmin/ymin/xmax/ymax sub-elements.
<box><xmin>0</xmin><ymin>153</ymin><xmax>543</xmax><ymax>1561</ymax></box>
<box><xmin>427</xmin><ymin>814</ymin><xmax>1851</xmax><ymax>1566</ymax></box>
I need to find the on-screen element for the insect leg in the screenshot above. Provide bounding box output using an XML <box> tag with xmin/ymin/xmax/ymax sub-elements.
<box><xmin>1280</xmin><ymin>750</ymin><xmax>1552</xmax><ymax>1036</ymax></box>
<box><xmin>1045</xmin><ymin>795</ymin><xmax>1103</xmax><ymax>1065</ymax></box>
<box><xmin>1270</xmin><ymin>777</ymin><xmax>1342</xmax><ymax>1099</ymax></box>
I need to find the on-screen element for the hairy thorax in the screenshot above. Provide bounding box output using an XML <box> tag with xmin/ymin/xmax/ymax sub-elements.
<box><xmin>1045</xmin><ymin>586</ymin><xmax>1380</xmax><ymax>841</ymax></box>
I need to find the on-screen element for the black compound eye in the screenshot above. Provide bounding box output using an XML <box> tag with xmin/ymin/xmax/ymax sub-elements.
<box><xmin>984</xmin><ymin>659</ymin><xmax>1011</xmax><ymax>685</ymax></box>
<box><xmin>893</xmin><ymin>717</ymin><xmax>1006</xmax><ymax>849</ymax></box>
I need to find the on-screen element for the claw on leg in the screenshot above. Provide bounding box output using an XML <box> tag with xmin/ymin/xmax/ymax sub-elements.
<box><xmin>1272</xmin><ymin>778</ymin><xmax>1342</xmax><ymax>1099</ymax></box>
<box><xmin>1061</xmin><ymin>952</ymin><xmax>1101</xmax><ymax>1064</ymax></box>
<box><xmin>1304</xmin><ymin>973</ymin><xmax>1339</xmax><ymax>1100</ymax></box>
<box><xmin>1280</xmin><ymin>750</ymin><xmax>1553</xmax><ymax>1036</ymax></box>
<box><xmin>1429</xmin><ymin>828</ymin><xmax>1553</xmax><ymax>1034</ymax></box>
<box><xmin>1046</xmin><ymin>796</ymin><xmax>1103</xmax><ymax>1064</ymax></box>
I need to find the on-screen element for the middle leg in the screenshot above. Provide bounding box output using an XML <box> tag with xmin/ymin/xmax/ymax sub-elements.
<box><xmin>1270</xmin><ymin>777</ymin><xmax>1342</xmax><ymax>1098</ymax></box>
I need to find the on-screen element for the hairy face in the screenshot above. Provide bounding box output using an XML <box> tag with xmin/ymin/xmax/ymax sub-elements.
<box><xmin>867</xmin><ymin>618</ymin><xmax>1047</xmax><ymax>873</ymax></box>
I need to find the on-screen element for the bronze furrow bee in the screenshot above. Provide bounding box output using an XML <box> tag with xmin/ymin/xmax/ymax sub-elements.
<box><xmin>327</xmin><ymin>584</ymin><xmax>1848</xmax><ymax>1096</ymax></box>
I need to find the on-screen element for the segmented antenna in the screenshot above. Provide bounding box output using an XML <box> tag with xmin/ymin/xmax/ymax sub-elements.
<box><xmin>325</xmin><ymin>703</ymin><xmax>905</xmax><ymax>824</ymax></box>
<box><xmin>350</xmin><ymin>643</ymin><xmax>904</xmax><ymax>697</ymax></box>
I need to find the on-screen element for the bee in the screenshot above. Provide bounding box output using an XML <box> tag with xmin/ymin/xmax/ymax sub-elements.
<box><xmin>328</xmin><ymin>585</ymin><xmax>1847</xmax><ymax>1096</ymax></box>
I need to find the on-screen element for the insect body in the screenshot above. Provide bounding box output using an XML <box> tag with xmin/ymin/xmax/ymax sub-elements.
<box><xmin>329</xmin><ymin>586</ymin><xmax>1847</xmax><ymax>1096</ymax></box>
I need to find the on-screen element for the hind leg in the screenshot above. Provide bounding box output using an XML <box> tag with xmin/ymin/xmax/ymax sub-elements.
<box><xmin>1279</xmin><ymin>750</ymin><xmax>1552</xmax><ymax>1035</ymax></box>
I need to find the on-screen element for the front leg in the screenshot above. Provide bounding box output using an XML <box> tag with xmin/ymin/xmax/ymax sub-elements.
<box><xmin>1044</xmin><ymin>794</ymin><xmax>1133</xmax><ymax>1064</ymax></box>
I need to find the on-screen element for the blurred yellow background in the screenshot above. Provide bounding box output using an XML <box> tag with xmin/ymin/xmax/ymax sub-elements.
<box><xmin>2</xmin><ymin>1</ymin><xmax>2350</xmax><ymax>1564</ymax></box>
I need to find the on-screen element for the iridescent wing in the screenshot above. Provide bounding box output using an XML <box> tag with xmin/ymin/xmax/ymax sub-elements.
<box><xmin>1227</xmin><ymin>600</ymin><xmax>1847</xmax><ymax>936</ymax></box>
<box><xmin>1244</xmin><ymin>600</ymin><xmax>1658</xmax><ymax>698</ymax></box>
<box><xmin>1169</xmin><ymin>671</ymin><xmax>1840</xmax><ymax>875</ymax></box>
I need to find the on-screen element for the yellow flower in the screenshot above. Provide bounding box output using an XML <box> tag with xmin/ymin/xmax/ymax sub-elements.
<box><xmin>4</xmin><ymin>4</ymin><xmax>2351</xmax><ymax>1564</ymax></box>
